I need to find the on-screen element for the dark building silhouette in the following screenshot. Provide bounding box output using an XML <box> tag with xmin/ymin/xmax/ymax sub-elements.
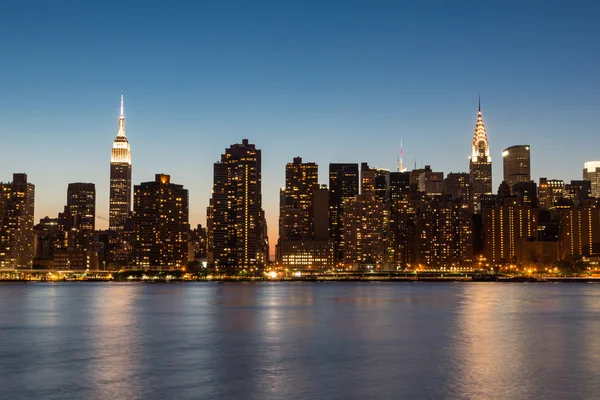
<box><xmin>503</xmin><ymin>145</ymin><xmax>531</xmax><ymax>192</ymax></box>
<box><xmin>132</xmin><ymin>174</ymin><xmax>189</xmax><ymax>269</ymax></box>
<box><xmin>66</xmin><ymin>183</ymin><xmax>96</xmax><ymax>231</ymax></box>
<box><xmin>0</xmin><ymin>173</ymin><xmax>35</xmax><ymax>269</ymax></box>
<box><xmin>329</xmin><ymin>163</ymin><xmax>359</xmax><ymax>265</ymax></box>
<box><xmin>207</xmin><ymin>139</ymin><xmax>268</xmax><ymax>269</ymax></box>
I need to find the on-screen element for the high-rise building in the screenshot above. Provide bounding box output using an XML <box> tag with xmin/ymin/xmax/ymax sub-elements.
<box><xmin>469</xmin><ymin>101</ymin><xmax>492</xmax><ymax>202</ymax></box>
<box><xmin>109</xmin><ymin>93</ymin><xmax>132</xmax><ymax>231</ymax></box>
<box><xmin>389</xmin><ymin>172</ymin><xmax>411</xmax><ymax>202</ymax></box>
<box><xmin>417</xmin><ymin>167</ymin><xmax>444</xmax><ymax>196</ymax></box>
<box><xmin>538</xmin><ymin>178</ymin><xmax>565</xmax><ymax>210</ymax></box>
<box><xmin>413</xmin><ymin>197</ymin><xmax>473</xmax><ymax>267</ymax></box>
<box><xmin>276</xmin><ymin>158</ymin><xmax>332</xmax><ymax>269</ymax></box>
<box><xmin>444</xmin><ymin>172</ymin><xmax>473</xmax><ymax>212</ymax></box>
<box><xmin>559</xmin><ymin>203</ymin><xmax>600</xmax><ymax>258</ymax></box>
<box><xmin>207</xmin><ymin>139</ymin><xmax>268</xmax><ymax>269</ymax></box>
<box><xmin>360</xmin><ymin>163</ymin><xmax>389</xmax><ymax>202</ymax></box>
<box><xmin>281</xmin><ymin>157</ymin><xmax>318</xmax><ymax>240</ymax></box>
<box><xmin>503</xmin><ymin>145</ymin><xmax>531</xmax><ymax>191</ymax></box>
<box><xmin>0</xmin><ymin>174</ymin><xmax>35</xmax><ymax>269</ymax></box>
<box><xmin>512</xmin><ymin>181</ymin><xmax>538</xmax><ymax>208</ymax></box>
<box><xmin>343</xmin><ymin>194</ymin><xmax>388</xmax><ymax>268</ymax></box>
<box><xmin>66</xmin><ymin>183</ymin><xmax>96</xmax><ymax>231</ymax></box>
<box><xmin>583</xmin><ymin>161</ymin><xmax>600</xmax><ymax>198</ymax></box>
<box><xmin>131</xmin><ymin>174</ymin><xmax>189</xmax><ymax>269</ymax></box>
<box><xmin>483</xmin><ymin>198</ymin><xmax>537</xmax><ymax>263</ymax></box>
<box><xmin>565</xmin><ymin>180</ymin><xmax>592</xmax><ymax>207</ymax></box>
<box><xmin>329</xmin><ymin>163</ymin><xmax>359</xmax><ymax>265</ymax></box>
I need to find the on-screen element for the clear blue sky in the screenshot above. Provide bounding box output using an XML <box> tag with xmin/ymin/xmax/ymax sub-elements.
<box><xmin>1</xmin><ymin>0</ymin><xmax>599</xmax><ymax>251</ymax></box>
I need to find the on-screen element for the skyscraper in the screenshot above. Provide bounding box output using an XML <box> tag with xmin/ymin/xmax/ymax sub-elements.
<box><xmin>131</xmin><ymin>174</ymin><xmax>189</xmax><ymax>269</ymax></box>
<box><xmin>207</xmin><ymin>139</ymin><xmax>268</xmax><ymax>269</ymax></box>
<box><xmin>109</xmin><ymin>93</ymin><xmax>132</xmax><ymax>231</ymax></box>
<box><xmin>469</xmin><ymin>100</ymin><xmax>492</xmax><ymax>202</ymax></box>
<box><xmin>343</xmin><ymin>194</ymin><xmax>387</xmax><ymax>268</ymax></box>
<box><xmin>329</xmin><ymin>163</ymin><xmax>359</xmax><ymax>265</ymax></box>
<box><xmin>483</xmin><ymin>197</ymin><xmax>537</xmax><ymax>263</ymax></box>
<box><xmin>281</xmin><ymin>157</ymin><xmax>319</xmax><ymax>240</ymax></box>
<box><xmin>0</xmin><ymin>174</ymin><xmax>35</xmax><ymax>269</ymax></box>
<box><xmin>66</xmin><ymin>183</ymin><xmax>96</xmax><ymax>231</ymax></box>
<box><xmin>559</xmin><ymin>203</ymin><xmax>600</xmax><ymax>258</ymax></box>
<box><xmin>583</xmin><ymin>161</ymin><xmax>600</xmax><ymax>198</ymax></box>
<box><xmin>503</xmin><ymin>145</ymin><xmax>531</xmax><ymax>191</ymax></box>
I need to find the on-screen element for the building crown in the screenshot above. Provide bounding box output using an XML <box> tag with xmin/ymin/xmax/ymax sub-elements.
<box><xmin>471</xmin><ymin>98</ymin><xmax>490</xmax><ymax>162</ymax></box>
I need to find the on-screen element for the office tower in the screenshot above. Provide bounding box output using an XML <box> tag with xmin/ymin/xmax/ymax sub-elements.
<box><xmin>207</xmin><ymin>139</ymin><xmax>268</xmax><ymax>269</ymax></box>
<box><xmin>109</xmin><ymin>93</ymin><xmax>132</xmax><ymax>231</ymax></box>
<box><xmin>34</xmin><ymin>217</ymin><xmax>62</xmax><ymax>261</ymax></box>
<box><xmin>512</xmin><ymin>181</ymin><xmax>538</xmax><ymax>208</ymax></box>
<box><xmin>360</xmin><ymin>163</ymin><xmax>389</xmax><ymax>202</ymax></box>
<box><xmin>131</xmin><ymin>174</ymin><xmax>189</xmax><ymax>268</ymax></box>
<box><xmin>469</xmin><ymin>100</ymin><xmax>492</xmax><ymax>202</ymax></box>
<box><xmin>413</xmin><ymin>197</ymin><xmax>473</xmax><ymax>267</ymax></box>
<box><xmin>538</xmin><ymin>178</ymin><xmax>565</xmax><ymax>210</ymax></box>
<box><xmin>389</xmin><ymin>172</ymin><xmax>411</xmax><ymax>202</ymax></box>
<box><xmin>410</xmin><ymin>166</ymin><xmax>429</xmax><ymax>193</ymax></box>
<box><xmin>66</xmin><ymin>183</ymin><xmax>96</xmax><ymax>231</ymax></box>
<box><xmin>565</xmin><ymin>180</ymin><xmax>592</xmax><ymax>207</ymax></box>
<box><xmin>583</xmin><ymin>161</ymin><xmax>600</xmax><ymax>198</ymax></box>
<box><xmin>444</xmin><ymin>172</ymin><xmax>473</xmax><ymax>211</ymax></box>
<box><xmin>559</xmin><ymin>204</ymin><xmax>600</xmax><ymax>258</ymax></box>
<box><xmin>503</xmin><ymin>145</ymin><xmax>531</xmax><ymax>191</ymax></box>
<box><xmin>329</xmin><ymin>163</ymin><xmax>359</xmax><ymax>265</ymax></box>
<box><xmin>282</xmin><ymin>157</ymin><xmax>318</xmax><ymax>240</ymax></box>
<box><xmin>483</xmin><ymin>198</ymin><xmax>537</xmax><ymax>263</ymax></box>
<box><xmin>0</xmin><ymin>174</ymin><xmax>35</xmax><ymax>269</ymax></box>
<box><xmin>343</xmin><ymin>194</ymin><xmax>387</xmax><ymax>268</ymax></box>
<box><xmin>276</xmin><ymin>159</ymin><xmax>332</xmax><ymax>269</ymax></box>
<box><xmin>417</xmin><ymin>167</ymin><xmax>444</xmax><ymax>196</ymax></box>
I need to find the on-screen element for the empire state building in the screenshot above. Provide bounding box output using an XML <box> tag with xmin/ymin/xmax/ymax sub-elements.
<box><xmin>109</xmin><ymin>93</ymin><xmax>132</xmax><ymax>231</ymax></box>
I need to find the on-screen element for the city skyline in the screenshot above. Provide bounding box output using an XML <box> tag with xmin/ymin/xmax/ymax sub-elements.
<box><xmin>2</xmin><ymin>2</ymin><xmax>599</xmax><ymax>254</ymax></box>
<box><xmin>1</xmin><ymin>96</ymin><xmax>598</xmax><ymax>256</ymax></box>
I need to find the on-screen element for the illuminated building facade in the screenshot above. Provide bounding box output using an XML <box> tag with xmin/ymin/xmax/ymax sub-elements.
<box><xmin>66</xmin><ymin>183</ymin><xmax>96</xmax><ymax>231</ymax></box>
<box><xmin>207</xmin><ymin>139</ymin><xmax>268</xmax><ymax>269</ymax></box>
<box><xmin>503</xmin><ymin>145</ymin><xmax>531</xmax><ymax>191</ymax></box>
<box><xmin>329</xmin><ymin>163</ymin><xmax>359</xmax><ymax>264</ymax></box>
<box><xmin>360</xmin><ymin>162</ymin><xmax>389</xmax><ymax>202</ymax></box>
<box><xmin>131</xmin><ymin>174</ymin><xmax>189</xmax><ymax>269</ymax></box>
<box><xmin>559</xmin><ymin>204</ymin><xmax>600</xmax><ymax>258</ymax></box>
<box><xmin>418</xmin><ymin>168</ymin><xmax>444</xmax><ymax>196</ymax></box>
<box><xmin>0</xmin><ymin>174</ymin><xmax>35</xmax><ymax>269</ymax></box>
<box><xmin>483</xmin><ymin>198</ymin><xmax>537</xmax><ymax>263</ymax></box>
<box><xmin>109</xmin><ymin>93</ymin><xmax>132</xmax><ymax>231</ymax></box>
<box><xmin>277</xmin><ymin>159</ymin><xmax>333</xmax><ymax>269</ymax></box>
<box><xmin>281</xmin><ymin>157</ymin><xmax>318</xmax><ymax>240</ymax></box>
<box><xmin>343</xmin><ymin>194</ymin><xmax>387</xmax><ymax>268</ymax></box>
<box><xmin>469</xmin><ymin>101</ymin><xmax>492</xmax><ymax>202</ymax></box>
<box><xmin>583</xmin><ymin>161</ymin><xmax>600</xmax><ymax>198</ymax></box>
<box><xmin>538</xmin><ymin>178</ymin><xmax>565</xmax><ymax>210</ymax></box>
<box><xmin>444</xmin><ymin>172</ymin><xmax>473</xmax><ymax>212</ymax></box>
<box><xmin>389</xmin><ymin>171</ymin><xmax>411</xmax><ymax>201</ymax></box>
<box><xmin>413</xmin><ymin>197</ymin><xmax>473</xmax><ymax>267</ymax></box>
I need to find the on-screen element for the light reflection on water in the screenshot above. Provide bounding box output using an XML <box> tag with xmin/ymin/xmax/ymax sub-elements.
<box><xmin>0</xmin><ymin>282</ymin><xmax>599</xmax><ymax>400</ymax></box>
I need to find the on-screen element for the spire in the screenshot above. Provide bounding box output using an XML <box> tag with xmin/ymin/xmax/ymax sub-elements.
<box><xmin>117</xmin><ymin>92</ymin><xmax>126</xmax><ymax>137</ymax></box>
<box><xmin>471</xmin><ymin>98</ymin><xmax>489</xmax><ymax>161</ymax></box>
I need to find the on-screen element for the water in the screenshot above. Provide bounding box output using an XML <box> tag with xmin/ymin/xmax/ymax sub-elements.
<box><xmin>1</xmin><ymin>282</ymin><xmax>599</xmax><ymax>400</ymax></box>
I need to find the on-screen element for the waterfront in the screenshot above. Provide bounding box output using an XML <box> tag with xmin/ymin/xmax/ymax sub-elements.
<box><xmin>1</xmin><ymin>283</ymin><xmax>600</xmax><ymax>400</ymax></box>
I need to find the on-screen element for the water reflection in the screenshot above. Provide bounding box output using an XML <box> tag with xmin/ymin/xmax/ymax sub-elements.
<box><xmin>1</xmin><ymin>282</ymin><xmax>600</xmax><ymax>399</ymax></box>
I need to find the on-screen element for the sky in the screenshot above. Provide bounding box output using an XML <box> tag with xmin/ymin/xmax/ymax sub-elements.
<box><xmin>1</xmin><ymin>0</ymin><xmax>599</xmax><ymax>254</ymax></box>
